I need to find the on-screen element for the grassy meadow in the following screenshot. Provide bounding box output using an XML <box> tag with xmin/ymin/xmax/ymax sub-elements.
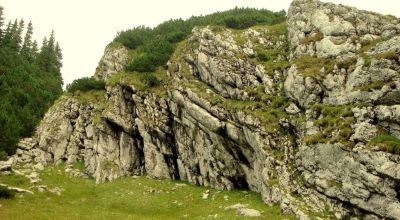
<box><xmin>0</xmin><ymin>165</ymin><xmax>295</xmax><ymax>220</ymax></box>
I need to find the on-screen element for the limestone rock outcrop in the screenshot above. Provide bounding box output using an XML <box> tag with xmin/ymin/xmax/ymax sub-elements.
<box><xmin>94</xmin><ymin>46</ymin><xmax>129</xmax><ymax>80</ymax></box>
<box><xmin>288</xmin><ymin>0</ymin><xmax>400</xmax><ymax>59</ymax></box>
<box><xmin>8</xmin><ymin>0</ymin><xmax>400</xmax><ymax>219</ymax></box>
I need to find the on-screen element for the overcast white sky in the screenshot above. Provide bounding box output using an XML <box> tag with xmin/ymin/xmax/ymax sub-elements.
<box><xmin>1</xmin><ymin>0</ymin><xmax>400</xmax><ymax>86</ymax></box>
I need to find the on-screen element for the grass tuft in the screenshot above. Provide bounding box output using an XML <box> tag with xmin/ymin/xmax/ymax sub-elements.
<box><xmin>370</xmin><ymin>134</ymin><xmax>400</xmax><ymax>155</ymax></box>
<box><xmin>303</xmin><ymin>104</ymin><xmax>355</xmax><ymax>146</ymax></box>
<box><xmin>293</xmin><ymin>56</ymin><xmax>334</xmax><ymax>79</ymax></box>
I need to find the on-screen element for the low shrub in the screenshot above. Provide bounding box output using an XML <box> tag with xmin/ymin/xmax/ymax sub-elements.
<box><xmin>0</xmin><ymin>151</ymin><xmax>7</xmax><ymax>160</ymax></box>
<box><xmin>257</xmin><ymin>51</ymin><xmax>271</xmax><ymax>62</ymax></box>
<box><xmin>126</xmin><ymin>54</ymin><xmax>158</xmax><ymax>72</ymax></box>
<box><xmin>114</xmin><ymin>8</ymin><xmax>287</xmax><ymax>73</ymax></box>
<box><xmin>66</xmin><ymin>77</ymin><xmax>106</xmax><ymax>93</ymax></box>
<box><xmin>126</xmin><ymin>39</ymin><xmax>174</xmax><ymax>73</ymax></box>
<box><xmin>140</xmin><ymin>73</ymin><xmax>161</xmax><ymax>87</ymax></box>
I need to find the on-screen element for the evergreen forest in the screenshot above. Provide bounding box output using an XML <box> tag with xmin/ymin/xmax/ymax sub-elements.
<box><xmin>0</xmin><ymin>6</ymin><xmax>63</xmax><ymax>158</ymax></box>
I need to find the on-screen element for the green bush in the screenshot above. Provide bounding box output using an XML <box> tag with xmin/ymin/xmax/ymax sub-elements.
<box><xmin>114</xmin><ymin>8</ymin><xmax>286</xmax><ymax>74</ymax></box>
<box><xmin>257</xmin><ymin>51</ymin><xmax>271</xmax><ymax>62</ymax></box>
<box><xmin>224</xmin><ymin>17</ymin><xmax>256</xmax><ymax>29</ymax></box>
<box><xmin>140</xmin><ymin>73</ymin><xmax>160</xmax><ymax>87</ymax></box>
<box><xmin>66</xmin><ymin>77</ymin><xmax>106</xmax><ymax>93</ymax></box>
<box><xmin>126</xmin><ymin>39</ymin><xmax>174</xmax><ymax>73</ymax></box>
<box><xmin>114</xmin><ymin>26</ymin><xmax>152</xmax><ymax>50</ymax></box>
<box><xmin>0</xmin><ymin>151</ymin><xmax>7</xmax><ymax>160</ymax></box>
<box><xmin>0</xmin><ymin>185</ymin><xmax>15</xmax><ymax>199</ymax></box>
<box><xmin>126</xmin><ymin>54</ymin><xmax>158</xmax><ymax>72</ymax></box>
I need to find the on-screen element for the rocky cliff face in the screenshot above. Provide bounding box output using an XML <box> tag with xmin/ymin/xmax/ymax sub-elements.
<box><xmin>11</xmin><ymin>0</ymin><xmax>400</xmax><ymax>219</ymax></box>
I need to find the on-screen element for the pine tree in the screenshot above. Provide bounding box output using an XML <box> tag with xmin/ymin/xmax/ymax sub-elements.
<box><xmin>6</xmin><ymin>19</ymin><xmax>19</xmax><ymax>50</ymax></box>
<box><xmin>55</xmin><ymin>42</ymin><xmax>62</xmax><ymax>70</ymax></box>
<box><xmin>21</xmin><ymin>21</ymin><xmax>33</xmax><ymax>57</ymax></box>
<box><xmin>31</xmin><ymin>40</ymin><xmax>38</xmax><ymax>54</ymax></box>
<box><xmin>30</xmin><ymin>40</ymin><xmax>39</xmax><ymax>62</ymax></box>
<box><xmin>16</xmin><ymin>19</ymin><xmax>24</xmax><ymax>50</ymax></box>
<box><xmin>1</xmin><ymin>21</ymin><xmax>12</xmax><ymax>47</ymax></box>
<box><xmin>0</xmin><ymin>6</ymin><xmax>64</xmax><ymax>156</ymax></box>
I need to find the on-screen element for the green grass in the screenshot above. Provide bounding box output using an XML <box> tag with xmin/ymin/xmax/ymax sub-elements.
<box><xmin>0</xmin><ymin>165</ymin><xmax>295</xmax><ymax>220</ymax></box>
<box><xmin>261</xmin><ymin>22</ymin><xmax>287</xmax><ymax>37</ymax></box>
<box><xmin>107</xmin><ymin>68</ymin><xmax>170</xmax><ymax>98</ymax></box>
<box><xmin>375</xmin><ymin>50</ymin><xmax>399</xmax><ymax>61</ymax></box>
<box><xmin>370</xmin><ymin>134</ymin><xmax>400</xmax><ymax>155</ymax></box>
<box><xmin>293</xmin><ymin>56</ymin><xmax>334</xmax><ymax>79</ymax></box>
<box><xmin>357</xmin><ymin>37</ymin><xmax>386</xmax><ymax>67</ymax></box>
<box><xmin>72</xmin><ymin>160</ymin><xmax>86</xmax><ymax>171</ymax></box>
<box><xmin>303</xmin><ymin>104</ymin><xmax>355</xmax><ymax>147</ymax></box>
<box><xmin>65</xmin><ymin>90</ymin><xmax>106</xmax><ymax>104</ymax></box>
<box><xmin>353</xmin><ymin>80</ymin><xmax>392</xmax><ymax>92</ymax></box>
<box><xmin>264</xmin><ymin>60</ymin><xmax>290</xmax><ymax>76</ymax></box>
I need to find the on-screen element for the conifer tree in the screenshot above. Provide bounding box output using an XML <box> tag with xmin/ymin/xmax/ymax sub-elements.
<box><xmin>16</xmin><ymin>19</ymin><xmax>24</xmax><ymax>50</ymax></box>
<box><xmin>0</xmin><ymin>6</ymin><xmax>64</xmax><ymax>156</ymax></box>
<box><xmin>1</xmin><ymin>21</ymin><xmax>12</xmax><ymax>47</ymax></box>
<box><xmin>21</xmin><ymin>21</ymin><xmax>33</xmax><ymax>56</ymax></box>
<box><xmin>10</xmin><ymin>19</ymin><xmax>19</xmax><ymax>46</ymax></box>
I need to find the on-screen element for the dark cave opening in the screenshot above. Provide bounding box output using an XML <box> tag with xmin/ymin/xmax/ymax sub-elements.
<box><xmin>228</xmin><ymin>176</ymin><xmax>249</xmax><ymax>190</ymax></box>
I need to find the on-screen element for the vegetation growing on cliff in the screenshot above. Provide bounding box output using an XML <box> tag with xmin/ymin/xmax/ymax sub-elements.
<box><xmin>0</xmin><ymin>6</ymin><xmax>63</xmax><ymax>157</ymax></box>
<box><xmin>303</xmin><ymin>104</ymin><xmax>355</xmax><ymax>147</ymax></box>
<box><xmin>370</xmin><ymin>133</ymin><xmax>400</xmax><ymax>154</ymax></box>
<box><xmin>114</xmin><ymin>7</ymin><xmax>286</xmax><ymax>73</ymax></box>
<box><xmin>66</xmin><ymin>77</ymin><xmax>106</xmax><ymax>93</ymax></box>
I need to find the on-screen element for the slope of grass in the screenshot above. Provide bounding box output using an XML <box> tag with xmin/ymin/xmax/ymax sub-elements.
<box><xmin>303</xmin><ymin>104</ymin><xmax>355</xmax><ymax>147</ymax></box>
<box><xmin>370</xmin><ymin>134</ymin><xmax>400</xmax><ymax>155</ymax></box>
<box><xmin>0</xmin><ymin>165</ymin><xmax>295</xmax><ymax>220</ymax></box>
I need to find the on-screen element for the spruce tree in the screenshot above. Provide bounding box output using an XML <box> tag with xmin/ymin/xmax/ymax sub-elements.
<box><xmin>0</xmin><ymin>6</ymin><xmax>64</xmax><ymax>156</ymax></box>
<box><xmin>16</xmin><ymin>19</ymin><xmax>24</xmax><ymax>50</ymax></box>
<box><xmin>21</xmin><ymin>21</ymin><xmax>33</xmax><ymax>56</ymax></box>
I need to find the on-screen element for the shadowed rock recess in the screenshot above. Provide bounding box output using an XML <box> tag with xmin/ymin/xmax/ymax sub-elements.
<box><xmin>11</xmin><ymin>0</ymin><xmax>400</xmax><ymax>219</ymax></box>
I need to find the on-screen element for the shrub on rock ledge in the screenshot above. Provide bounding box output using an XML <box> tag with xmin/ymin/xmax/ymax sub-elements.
<box><xmin>66</xmin><ymin>77</ymin><xmax>106</xmax><ymax>93</ymax></box>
